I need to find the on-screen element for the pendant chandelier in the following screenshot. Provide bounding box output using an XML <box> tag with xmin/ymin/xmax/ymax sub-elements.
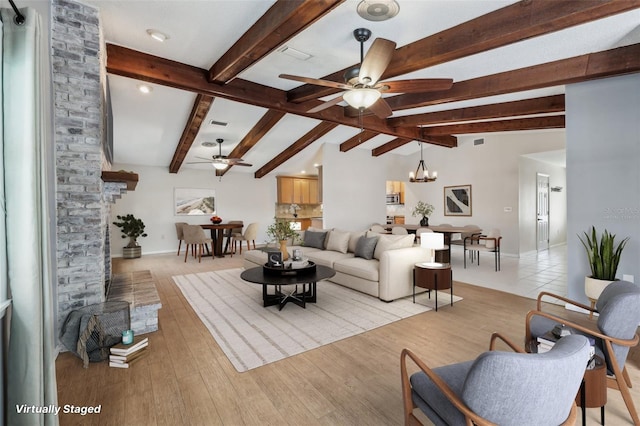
<box><xmin>409</xmin><ymin>142</ymin><xmax>437</xmax><ymax>182</ymax></box>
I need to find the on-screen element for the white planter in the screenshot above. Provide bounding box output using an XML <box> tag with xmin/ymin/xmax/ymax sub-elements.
<box><xmin>585</xmin><ymin>276</ymin><xmax>614</xmax><ymax>301</ymax></box>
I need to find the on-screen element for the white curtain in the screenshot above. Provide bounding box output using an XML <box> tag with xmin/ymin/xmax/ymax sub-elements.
<box><xmin>1</xmin><ymin>7</ymin><xmax>58</xmax><ymax>426</ymax></box>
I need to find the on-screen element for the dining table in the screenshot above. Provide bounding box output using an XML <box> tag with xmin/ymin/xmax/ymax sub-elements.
<box><xmin>200</xmin><ymin>222</ymin><xmax>243</xmax><ymax>257</ymax></box>
<box><xmin>387</xmin><ymin>224</ymin><xmax>482</xmax><ymax>263</ymax></box>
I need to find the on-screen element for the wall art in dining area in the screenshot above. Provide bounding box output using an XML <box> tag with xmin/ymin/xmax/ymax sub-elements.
<box><xmin>444</xmin><ymin>185</ymin><xmax>472</xmax><ymax>216</ymax></box>
<box><xmin>174</xmin><ymin>188</ymin><xmax>215</xmax><ymax>216</ymax></box>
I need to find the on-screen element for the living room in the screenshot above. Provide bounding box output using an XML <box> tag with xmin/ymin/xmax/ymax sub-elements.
<box><xmin>3</xmin><ymin>0</ymin><xmax>640</xmax><ymax>424</ymax></box>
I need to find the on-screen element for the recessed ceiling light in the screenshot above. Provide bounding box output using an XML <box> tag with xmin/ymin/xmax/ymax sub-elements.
<box><xmin>146</xmin><ymin>29</ymin><xmax>169</xmax><ymax>42</ymax></box>
<box><xmin>300</xmin><ymin>170</ymin><xmax>306</xmax><ymax>174</ymax></box>
<box><xmin>137</xmin><ymin>84</ymin><xmax>152</xmax><ymax>94</ymax></box>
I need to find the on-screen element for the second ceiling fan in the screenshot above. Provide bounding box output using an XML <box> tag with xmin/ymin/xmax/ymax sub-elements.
<box><xmin>280</xmin><ymin>28</ymin><xmax>453</xmax><ymax>119</ymax></box>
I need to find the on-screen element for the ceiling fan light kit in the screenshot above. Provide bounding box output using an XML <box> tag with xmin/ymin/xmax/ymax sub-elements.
<box><xmin>409</xmin><ymin>142</ymin><xmax>437</xmax><ymax>183</ymax></box>
<box><xmin>343</xmin><ymin>87</ymin><xmax>381</xmax><ymax>109</ymax></box>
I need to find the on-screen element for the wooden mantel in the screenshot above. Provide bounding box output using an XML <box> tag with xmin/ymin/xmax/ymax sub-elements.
<box><xmin>101</xmin><ymin>170</ymin><xmax>138</xmax><ymax>190</ymax></box>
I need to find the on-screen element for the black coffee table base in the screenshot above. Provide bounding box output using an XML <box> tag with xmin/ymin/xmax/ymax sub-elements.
<box><xmin>263</xmin><ymin>282</ymin><xmax>317</xmax><ymax>310</ymax></box>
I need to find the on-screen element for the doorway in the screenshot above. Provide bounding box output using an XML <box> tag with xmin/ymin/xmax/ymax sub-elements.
<box><xmin>536</xmin><ymin>173</ymin><xmax>550</xmax><ymax>252</ymax></box>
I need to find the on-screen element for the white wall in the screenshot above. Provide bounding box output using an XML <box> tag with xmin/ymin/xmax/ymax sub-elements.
<box><xmin>566</xmin><ymin>74</ymin><xmax>640</xmax><ymax>303</ymax></box>
<box><xmin>401</xmin><ymin>132</ymin><xmax>566</xmax><ymax>256</ymax></box>
<box><xmin>518</xmin><ymin>157</ymin><xmax>567</xmax><ymax>254</ymax></box>
<box><xmin>110</xmin><ymin>164</ymin><xmax>276</xmax><ymax>255</ymax></box>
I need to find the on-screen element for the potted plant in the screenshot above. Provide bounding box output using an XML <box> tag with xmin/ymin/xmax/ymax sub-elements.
<box><xmin>578</xmin><ymin>226</ymin><xmax>629</xmax><ymax>315</ymax></box>
<box><xmin>266</xmin><ymin>217</ymin><xmax>299</xmax><ymax>260</ymax></box>
<box><xmin>113</xmin><ymin>214</ymin><xmax>148</xmax><ymax>259</ymax></box>
<box><xmin>412</xmin><ymin>201</ymin><xmax>435</xmax><ymax>226</ymax></box>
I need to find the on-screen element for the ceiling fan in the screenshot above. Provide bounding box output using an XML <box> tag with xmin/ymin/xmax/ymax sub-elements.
<box><xmin>279</xmin><ymin>28</ymin><xmax>453</xmax><ymax>119</ymax></box>
<box><xmin>190</xmin><ymin>138</ymin><xmax>252</xmax><ymax>170</ymax></box>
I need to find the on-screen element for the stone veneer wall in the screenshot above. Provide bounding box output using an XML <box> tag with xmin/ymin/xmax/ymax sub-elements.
<box><xmin>52</xmin><ymin>0</ymin><xmax>108</xmax><ymax>335</ymax></box>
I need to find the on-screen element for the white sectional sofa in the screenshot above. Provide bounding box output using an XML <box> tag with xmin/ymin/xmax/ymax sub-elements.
<box><xmin>243</xmin><ymin>228</ymin><xmax>431</xmax><ymax>302</ymax></box>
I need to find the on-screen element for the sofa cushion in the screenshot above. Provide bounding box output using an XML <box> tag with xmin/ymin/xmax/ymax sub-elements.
<box><xmin>333</xmin><ymin>256</ymin><xmax>379</xmax><ymax>282</ymax></box>
<box><xmin>304</xmin><ymin>230</ymin><xmax>327</xmax><ymax>249</ymax></box>
<box><xmin>348</xmin><ymin>231</ymin><xmax>366</xmax><ymax>253</ymax></box>
<box><xmin>326</xmin><ymin>229</ymin><xmax>350</xmax><ymax>254</ymax></box>
<box><xmin>307</xmin><ymin>250</ymin><xmax>353</xmax><ymax>268</ymax></box>
<box><xmin>355</xmin><ymin>235</ymin><xmax>379</xmax><ymax>260</ymax></box>
<box><xmin>373</xmin><ymin>234</ymin><xmax>415</xmax><ymax>260</ymax></box>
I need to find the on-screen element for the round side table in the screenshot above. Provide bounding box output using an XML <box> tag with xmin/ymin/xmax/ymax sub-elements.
<box><xmin>576</xmin><ymin>355</ymin><xmax>606</xmax><ymax>426</ymax></box>
<box><xmin>413</xmin><ymin>262</ymin><xmax>452</xmax><ymax>311</ymax></box>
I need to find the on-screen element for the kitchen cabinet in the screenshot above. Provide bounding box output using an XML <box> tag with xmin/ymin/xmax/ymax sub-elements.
<box><xmin>386</xmin><ymin>181</ymin><xmax>406</xmax><ymax>204</ymax></box>
<box><xmin>277</xmin><ymin>176</ymin><xmax>319</xmax><ymax>204</ymax></box>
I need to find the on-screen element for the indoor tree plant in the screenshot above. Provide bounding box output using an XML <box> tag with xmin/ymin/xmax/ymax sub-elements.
<box><xmin>113</xmin><ymin>214</ymin><xmax>148</xmax><ymax>258</ymax></box>
<box><xmin>412</xmin><ymin>201</ymin><xmax>435</xmax><ymax>226</ymax></box>
<box><xmin>578</xmin><ymin>226</ymin><xmax>629</xmax><ymax>314</ymax></box>
<box><xmin>266</xmin><ymin>217</ymin><xmax>299</xmax><ymax>261</ymax></box>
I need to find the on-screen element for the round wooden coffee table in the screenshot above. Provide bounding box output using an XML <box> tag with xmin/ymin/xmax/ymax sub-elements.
<box><xmin>240</xmin><ymin>264</ymin><xmax>335</xmax><ymax>310</ymax></box>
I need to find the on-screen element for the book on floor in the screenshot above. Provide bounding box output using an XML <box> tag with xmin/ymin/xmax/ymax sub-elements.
<box><xmin>109</xmin><ymin>347</ymin><xmax>149</xmax><ymax>368</ymax></box>
<box><xmin>110</xmin><ymin>336</ymin><xmax>149</xmax><ymax>356</ymax></box>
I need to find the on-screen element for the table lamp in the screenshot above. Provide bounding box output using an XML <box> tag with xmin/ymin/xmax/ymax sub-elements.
<box><xmin>420</xmin><ymin>232</ymin><xmax>444</xmax><ymax>266</ymax></box>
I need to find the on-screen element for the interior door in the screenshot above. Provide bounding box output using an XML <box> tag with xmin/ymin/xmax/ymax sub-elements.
<box><xmin>536</xmin><ymin>173</ymin><xmax>550</xmax><ymax>251</ymax></box>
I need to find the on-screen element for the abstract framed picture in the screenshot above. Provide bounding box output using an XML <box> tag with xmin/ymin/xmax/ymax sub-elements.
<box><xmin>174</xmin><ymin>188</ymin><xmax>215</xmax><ymax>216</ymax></box>
<box><xmin>444</xmin><ymin>185</ymin><xmax>472</xmax><ymax>216</ymax></box>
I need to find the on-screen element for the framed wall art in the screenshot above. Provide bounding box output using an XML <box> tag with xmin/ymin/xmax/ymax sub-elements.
<box><xmin>174</xmin><ymin>188</ymin><xmax>216</xmax><ymax>216</ymax></box>
<box><xmin>444</xmin><ymin>185</ymin><xmax>472</xmax><ymax>216</ymax></box>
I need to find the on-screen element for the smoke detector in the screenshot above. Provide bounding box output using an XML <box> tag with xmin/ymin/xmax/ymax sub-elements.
<box><xmin>356</xmin><ymin>0</ymin><xmax>400</xmax><ymax>21</ymax></box>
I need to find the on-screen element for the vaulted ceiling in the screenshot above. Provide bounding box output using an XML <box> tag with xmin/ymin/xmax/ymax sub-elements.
<box><xmin>90</xmin><ymin>0</ymin><xmax>640</xmax><ymax>178</ymax></box>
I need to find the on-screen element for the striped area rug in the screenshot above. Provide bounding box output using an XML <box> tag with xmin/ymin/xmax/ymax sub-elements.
<box><xmin>173</xmin><ymin>268</ymin><xmax>461</xmax><ymax>372</ymax></box>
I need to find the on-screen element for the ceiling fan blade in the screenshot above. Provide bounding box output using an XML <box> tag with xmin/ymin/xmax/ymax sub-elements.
<box><xmin>279</xmin><ymin>74</ymin><xmax>350</xmax><ymax>90</ymax></box>
<box><xmin>358</xmin><ymin>38</ymin><xmax>396</xmax><ymax>86</ymax></box>
<box><xmin>186</xmin><ymin>161</ymin><xmax>214</xmax><ymax>164</ymax></box>
<box><xmin>307</xmin><ymin>94</ymin><xmax>345</xmax><ymax>113</ymax></box>
<box><xmin>368</xmin><ymin>98</ymin><xmax>393</xmax><ymax>119</ymax></box>
<box><xmin>377</xmin><ymin>78</ymin><xmax>454</xmax><ymax>93</ymax></box>
<box><xmin>231</xmin><ymin>162</ymin><xmax>252</xmax><ymax>167</ymax></box>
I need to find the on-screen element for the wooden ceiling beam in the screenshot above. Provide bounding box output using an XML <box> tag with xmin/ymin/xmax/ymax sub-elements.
<box><xmin>254</xmin><ymin>121</ymin><xmax>338</xmax><ymax>178</ymax></box>
<box><xmin>420</xmin><ymin>116</ymin><xmax>565</xmax><ymax>136</ymax></box>
<box><xmin>169</xmin><ymin>94</ymin><xmax>215</xmax><ymax>173</ymax></box>
<box><xmin>386</xmin><ymin>44</ymin><xmax>640</xmax><ymax>111</ymax></box>
<box><xmin>208</xmin><ymin>0</ymin><xmax>344</xmax><ymax>84</ymax></box>
<box><xmin>339</xmin><ymin>131</ymin><xmax>378</xmax><ymax>152</ymax></box>
<box><xmin>218</xmin><ymin>109</ymin><xmax>286</xmax><ymax>176</ymax></box>
<box><xmin>372</xmin><ymin>138</ymin><xmax>410</xmax><ymax>157</ymax></box>
<box><xmin>106</xmin><ymin>44</ymin><xmax>450</xmax><ymax>146</ymax></box>
<box><xmin>286</xmin><ymin>0</ymin><xmax>640</xmax><ymax>103</ymax></box>
<box><xmin>389</xmin><ymin>95</ymin><xmax>565</xmax><ymax>128</ymax></box>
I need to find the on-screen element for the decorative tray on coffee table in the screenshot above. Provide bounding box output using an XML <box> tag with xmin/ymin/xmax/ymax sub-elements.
<box><xmin>263</xmin><ymin>260</ymin><xmax>316</xmax><ymax>276</ymax></box>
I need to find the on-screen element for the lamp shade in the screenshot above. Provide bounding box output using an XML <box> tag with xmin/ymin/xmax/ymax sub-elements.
<box><xmin>420</xmin><ymin>232</ymin><xmax>444</xmax><ymax>250</ymax></box>
<box><xmin>343</xmin><ymin>88</ymin><xmax>381</xmax><ymax>109</ymax></box>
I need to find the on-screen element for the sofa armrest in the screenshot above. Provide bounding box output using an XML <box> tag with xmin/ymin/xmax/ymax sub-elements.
<box><xmin>379</xmin><ymin>247</ymin><xmax>431</xmax><ymax>301</ymax></box>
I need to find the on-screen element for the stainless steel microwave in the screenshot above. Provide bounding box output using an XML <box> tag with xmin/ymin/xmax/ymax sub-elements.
<box><xmin>386</xmin><ymin>193</ymin><xmax>400</xmax><ymax>204</ymax></box>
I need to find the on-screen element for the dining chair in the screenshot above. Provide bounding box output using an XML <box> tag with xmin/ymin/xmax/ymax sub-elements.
<box><xmin>370</xmin><ymin>224</ymin><xmax>386</xmax><ymax>233</ymax></box>
<box><xmin>223</xmin><ymin>220</ymin><xmax>243</xmax><ymax>254</ymax></box>
<box><xmin>464</xmin><ymin>228</ymin><xmax>502</xmax><ymax>271</ymax></box>
<box><xmin>182</xmin><ymin>225</ymin><xmax>212</xmax><ymax>263</ymax></box>
<box><xmin>232</xmin><ymin>222</ymin><xmax>258</xmax><ymax>256</ymax></box>
<box><xmin>391</xmin><ymin>226</ymin><xmax>408</xmax><ymax>235</ymax></box>
<box><xmin>174</xmin><ymin>222</ymin><xmax>187</xmax><ymax>256</ymax></box>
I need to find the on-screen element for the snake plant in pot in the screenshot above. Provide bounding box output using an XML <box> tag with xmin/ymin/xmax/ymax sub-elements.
<box><xmin>578</xmin><ymin>226</ymin><xmax>629</xmax><ymax>314</ymax></box>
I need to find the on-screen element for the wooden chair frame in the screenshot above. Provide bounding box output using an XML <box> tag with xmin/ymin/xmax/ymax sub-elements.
<box><xmin>400</xmin><ymin>332</ymin><xmax>577</xmax><ymax>426</ymax></box>
<box><xmin>525</xmin><ymin>291</ymin><xmax>640</xmax><ymax>425</ymax></box>
<box><xmin>463</xmin><ymin>234</ymin><xmax>501</xmax><ymax>271</ymax></box>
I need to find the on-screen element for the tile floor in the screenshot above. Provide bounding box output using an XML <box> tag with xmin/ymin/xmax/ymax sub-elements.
<box><xmin>449</xmin><ymin>244</ymin><xmax>567</xmax><ymax>301</ymax></box>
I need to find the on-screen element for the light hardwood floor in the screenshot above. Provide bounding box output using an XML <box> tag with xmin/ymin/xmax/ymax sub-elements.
<box><xmin>55</xmin><ymin>252</ymin><xmax>640</xmax><ymax>425</ymax></box>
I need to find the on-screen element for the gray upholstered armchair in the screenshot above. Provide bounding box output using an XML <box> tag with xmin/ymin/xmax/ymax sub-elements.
<box><xmin>401</xmin><ymin>333</ymin><xmax>591</xmax><ymax>426</ymax></box>
<box><xmin>526</xmin><ymin>280</ymin><xmax>640</xmax><ymax>425</ymax></box>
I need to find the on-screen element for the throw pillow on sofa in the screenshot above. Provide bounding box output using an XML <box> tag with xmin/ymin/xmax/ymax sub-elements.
<box><xmin>326</xmin><ymin>230</ymin><xmax>350</xmax><ymax>254</ymax></box>
<box><xmin>372</xmin><ymin>233</ymin><xmax>415</xmax><ymax>260</ymax></box>
<box><xmin>348</xmin><ymin>231</ymin><xmax>366</xmax><ymax>253</ymax></box>
<box><xmin>354</xmin><ymin>235</ymin><xmax>378</xmax><ymax>260</ymax></box>
<box><xmin>304</xmin><ymin>230</ymin><xmax>327</xmax><ymax>249</ymax></box>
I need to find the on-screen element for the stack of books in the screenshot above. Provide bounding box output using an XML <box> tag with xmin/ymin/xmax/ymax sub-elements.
<box><xmin>536</xmin><ymin>330</ymin><xmax>559</xmax><ymax>353</ymax></box>
<box><xmin>109</xmin><ymin>336</ymin><xmax>149</xmax><ymax>368</ymax></box>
